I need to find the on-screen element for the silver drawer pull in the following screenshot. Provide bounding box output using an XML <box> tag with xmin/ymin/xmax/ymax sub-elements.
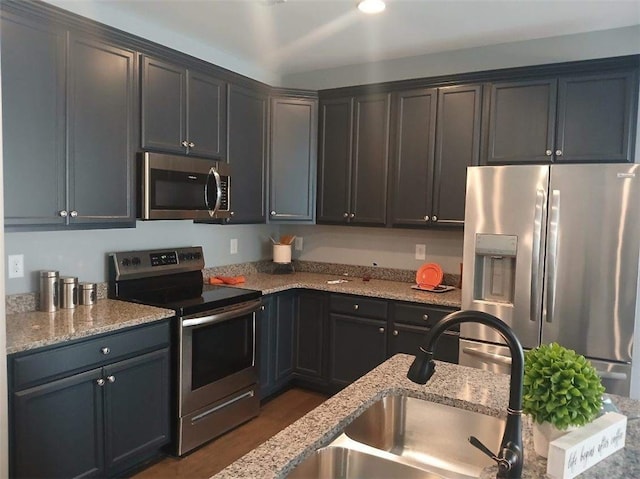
<box><xmin>353</xmin><ymin>304</ymin><xmax>359</xmax><ymax>311</ymax></box>
<box><xmin>378</xmin><ymin>327</ymin><xmax>385</xmax><ymax>333</ymax></box>
<box><xmin>393</xmin><ymin>330</ymin><xmax>399</xmax><ymax>336</ymax></box>
<box><xmin>96</xmin><ymin>378</ymin><xmax>105</xmax><ymax>386</ymax></box>
<box><xmin>101</xmin><ymin>347</ymin><xmax>110</xmax><ymax>355</ymax></box>
<box><xmin>422</xmin><ymin>314</ymin><xmax>429</xmax><ymax>321</ymax></box>
<box><xmin>107</xmin><ymin>375</ymin><xmax>116</xmax><ymax>383</ymax></box>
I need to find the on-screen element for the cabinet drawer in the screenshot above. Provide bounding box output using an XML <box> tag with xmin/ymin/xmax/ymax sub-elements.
<box><xmin>12</xmin><ymin>320</ymin><xmax>170</xmax><ymax>390</ymax></box>
<box><xmin>329</xmin><ymin>295</ymin><xmax>388</xmax><ymax>320</ymax></box>
<box><xmin>393</xmin><ymin>303</ymin><xmax>459</xmax><ymax>330</ymax></box>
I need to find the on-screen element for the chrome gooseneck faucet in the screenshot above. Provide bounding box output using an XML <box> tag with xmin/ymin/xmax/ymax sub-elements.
<box><xmin>407</xmin><ymin>310</ymin><xmax>524</xmax><ymax>479</ymax></box>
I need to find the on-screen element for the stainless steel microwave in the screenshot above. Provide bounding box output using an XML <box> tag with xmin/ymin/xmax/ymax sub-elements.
<box><xmin>139</xmin><ymin>152</ymin><xmax>231</xmax><ymax>220</ymax></box>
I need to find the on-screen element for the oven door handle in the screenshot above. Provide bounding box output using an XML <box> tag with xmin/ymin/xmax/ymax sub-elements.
<box><xmin>182</xmin><ymin>299</ymin><xmax>262</xmax><ymax>328</ymax></box>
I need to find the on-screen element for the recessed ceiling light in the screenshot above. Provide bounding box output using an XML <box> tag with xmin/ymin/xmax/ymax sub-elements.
<box><xmin>357</xmin><ymin>0</ymin><xmax>386</xmax><ymax>14</ymax></box>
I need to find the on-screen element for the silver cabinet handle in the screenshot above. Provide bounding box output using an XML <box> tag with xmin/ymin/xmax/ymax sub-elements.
<box><xmin>230</xmin><ymin>211</ymin><xmax>235</xmax><ymax>216</ymax></box>
<box><xmin>107</xmin><ymin>375</ymin><xmax>116</xmax><ymax>383</ymax></box>
<box><xmin>260</xmin><ymin>305</ymin><xmax>265</xmax><ymax>311</ymax></box>
<box><xmin>431</xmin><ymin>215</ymin><xmax>437</xmax><ymax>221</ymax></box>
<box><xmin>393</xmin><ymin>330</ymin><xmax>399</xmax><ymax>336</ymax></box>
<box><xmin>270</xmin><ymin>210</ymin><xmax>276</xmax><ymax>215</ymax></box>
<box><xmin>181</xmin><ymin>140</ymin><xmax>189</xmax><ymax>147</ymax></box>
<box><xmin>96</xmin><ymin>378</ymin><xmax>105</xmax><ymax>386</ymax></box>
<box><xmin>343</xmin><ymin>212</ymin><xmax>349</xmax><ymax>218</ymax></box>
<box><xmin>350</xmin><ymin>213</ymin><xmax>355</xmax><ymax>218</ymax></box>
<box><xmin>424</xmin><ymin>216</ymin><xmax>429</xmax><ymax>221</ymax></box>
<box><xmin>70</xmin><ymin>210</ymin><xmax>78</xmax><ymax>218</ymax></box>
<box><xmin>101</xmin><ymin>347</ymin><xmax>110</xmax><ymax>355</ymax></box>
<box><xmin>555</xmin><ymin>149</ymin><xmax>563</xmax><ymax>156</ymax></box>
<box><xmin>353</xmin><ymin>304</ymin><xmax>359</xmax><ymax>311</ymax></box>
<box><xmin>422</xmin><ymin>314</ymin><xmax>429</xmax><ymax>321</ymax></box>
<box><xmin>545</xmin><ymin>150</ymin><xmax>552</xmax><ymax>156</ymax></box>
<box><xmin>59</xmin><ymin>210</ymin><xmax>68</xmax><ymax>217</ymax></box>
<box><xmin>188</xmin><ymin>142</ymin><xmax>195</xmax><ymax>148</ymax></box>
<box><xmin>378</xmin><ymin>327</ymin><xmax>385</xmax><ymax>333</ymax></box>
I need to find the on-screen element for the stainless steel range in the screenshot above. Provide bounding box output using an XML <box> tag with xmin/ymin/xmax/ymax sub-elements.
<box><xmin>108</xmin><ymin>246</ymin><xmax>262</xmax><ymax>456</ymax></box>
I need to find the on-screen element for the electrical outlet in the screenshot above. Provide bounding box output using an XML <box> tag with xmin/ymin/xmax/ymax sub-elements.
<box><xmin>8</xmin><ymin>254</ymin><xmax>24</xmax><ymax>278</ymax></box>
<box><xmin>415</xmin><ymin>244</ymin><xmax>426</xmax><ymax>261</ymax></box>
<box><xmin>295</xmin><ymin>237</ymin><xmax>303</xmax><ymax>251</ymax></box>
<box><xmin>230</xmin><ymin>238</ymin><xmax>238</xmax><ymax>255</ymax></box>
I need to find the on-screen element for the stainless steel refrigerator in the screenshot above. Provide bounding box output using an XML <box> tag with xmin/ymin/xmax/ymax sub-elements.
<box><xmin>460</xmin><ymin>164</ymin><xmax>640</xmax><ymax>398</ymax></box>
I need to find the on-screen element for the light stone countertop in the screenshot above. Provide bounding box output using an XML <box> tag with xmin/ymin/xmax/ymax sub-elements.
<box><xmin>225</xmin><ymin>271</ymin><xmax>462</xmax><ymax>308</ymax></box>
<box><xmin>6</xmin><ymin>299</ymin><xmax>174</xmax><ymax>355</ymax></box>
<box><xmin>214</xmin><ymin>354</ymin><xmax>640</xmax><ymax>479</ymax></box>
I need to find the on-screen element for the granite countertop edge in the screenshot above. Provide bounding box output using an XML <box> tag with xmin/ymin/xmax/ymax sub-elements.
<box><xmin>213</xmin><ymin>354</ymin><xmax>640</xmax><ymax>479</ymax></box>
<box><xmin>6</xmin><ymin>271</ymin><xmax>460</xmax><ymax>355</ymax></box>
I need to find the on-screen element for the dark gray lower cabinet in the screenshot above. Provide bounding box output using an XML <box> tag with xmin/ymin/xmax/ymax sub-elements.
<box><xmin>259</xmin><ymin>293</ymin><xmax>296</xmax><ymax>399</ymax></box>
<box><xmin>294</xmin><ymin>291</ymin><xmax>328</xmax><ymax>388</ymax></box>
<box><xmin>9</xmin><ymin>321</ymin><xmax>170</xmax><ymax>478</ymax></box>
<box><xmin>329</xmin><ymin>314</ymin><xmax>387</xmax><ymax>388</ymax></box>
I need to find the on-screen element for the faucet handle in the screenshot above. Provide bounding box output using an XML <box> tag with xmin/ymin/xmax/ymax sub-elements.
<box><xmin>469</xmin><ymin>436</ymin><xmax>520</xmax><ymax>477</ymax></box>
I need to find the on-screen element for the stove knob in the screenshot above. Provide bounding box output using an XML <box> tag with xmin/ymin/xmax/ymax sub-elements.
<box><xmin>121</xmin><ymin>258</ymin><xmax>130</xmax><ymax>267</ymax></box>
<box><xmin>178</xmin><ymin>253</ymin><xmax>187</xmax><ymax>261</ymax></box>
<box><xmin>131</xmin><ymin>257</ymin><xmax>141</xmax><ymax>266</ymax></box>
<box><xmin>194</xmin><ymin>252</ymin><xmax>202</xmax><ymax>260</ymax></box>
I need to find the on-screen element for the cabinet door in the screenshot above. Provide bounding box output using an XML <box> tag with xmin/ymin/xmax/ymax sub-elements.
<box><xmin>68</xmin><ymin>35</ymin><xmax>136</xmax><ymax>225</ymax></box>
<box><xmin>351</xmin><ymin>93</ymin><xmax>390</xmax><ymax>225</ymax></box>
<box><xmin>432</xmin><ymin>84</ymin><xmax>482</xmax><ymax>225</ymax></box>
<box><xmin>187</xmin><ymin>70</ymin><xmax>227</xmax><ymax>159</ymax></box>
<box><xmin>12</xmin><ymin>368</ymin><xmax>104</xmax><ymax>478</ymax></box>
<box><xmin>556</xmin><ymin>71</ymin><xmax>637</xmax><ymax>163</ymax></box>
<box><xmin>141</xmin><ymin>56</ymin><xmax>186</xmax><ymax>154</ymax></box>
<box><xmin>295</xmin><ymin>291</ymin><xmax>327</xmax><ymax>379</ymax></box>
<box><xmin>485</xmin><ymin>79</ymin><xmax>557</xmax><ymax>164</ymax></box>
<box><xmin>103</xmin><ymin>349</ymin><xmax>170</xmax><ymax>476</ymax></box>
<box><xmin>389</xmin><ymin>88</ymin><xmax>437</xmax><ymax>227</ymax></box>
<box><xmin>258</xmin><ymin>297</ymin><xmax>275</xmax><ymax>399</ymax></box>
<box><xmin>274</xmin><ymin>292</ymin><xmax>296</xmax><ymax>384</ymax></box>
<box><xmin>389</xmin><ymin>323</ymin><xmax>459</xmax><ymax>364</ymax></box>
<box><xmin>269</xmin><ymin>97</ymin><xmax>318</xmax><ymax>222</ymax></box>
<box><xmin>329</xmin><ymin>314</ymin><xmax>387</xmax><ymax>388</ymax></box>
<box><xmin>227</xmin><ymin>84</ymin><xmax>268</xmax><ymax>223</ymax></box>
<box><xmin>1</xmin><ymin>13</ymin><xmax>66</xmax><ymax>227</ymax></box>
<box><xmin>317</xmin><ymin>97</ymin><xmax>353</xmax><ymax>224</ymax></box>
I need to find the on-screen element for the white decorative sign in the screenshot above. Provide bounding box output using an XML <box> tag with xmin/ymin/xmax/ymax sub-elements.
<box><xmin>546</xmin><ymin>412</ymin><xmax>627</xmax><ymax>479</ymax></box>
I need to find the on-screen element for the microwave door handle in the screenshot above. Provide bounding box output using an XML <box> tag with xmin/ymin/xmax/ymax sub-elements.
<box><xmin>205</xmin><ymin>167</ymin><xmax>222</xmax><ymax>217</ymax></box>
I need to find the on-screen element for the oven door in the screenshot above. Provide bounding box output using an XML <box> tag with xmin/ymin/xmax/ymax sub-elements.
<box><xmin>179</xmin><ymin>299</ymin><xmax>261</xmax><ymax>416</ymax></box>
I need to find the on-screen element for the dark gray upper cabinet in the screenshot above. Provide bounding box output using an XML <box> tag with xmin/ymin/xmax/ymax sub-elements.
<box><xmin>227</xmin><ymin>84</ymin><xmax>268</xmax><ymax>223</ymax></box>
<box><xmin>317</xmin><ymin>98</ymin><xmax>353</xmax><ymax>223</ymax></box>
<box><xmin>556</xmin><ymin>70</ymin><xmax>637</xmax><ymax>163</ymax></box>
<box><xmin>389</xmin><ymin>85</ymin><xmax>481</xmax><ymax>227</ymax></box>
<box><xmin>68</xmin><ymin>34</ymin><xmax>136</xmax><ymax>225</ymax></box>
<box><xmin>141</xmin><ymin>55</ymin><xmax>226</xmax><ymax>159</ymax></box>
<box><xmin>269</xmin><ymin>96</ymin><xmax>318</xmax><ymax>222</ymax></box>
<box><xmin>485</xmin><ymin>78</ymin><xmax>557</xmax><ymax>164</ymax></box>
<box><xmin>317</xmin><ymin>93</ymin><xmax>390</xmax><ymax>226</ymax></box>
<box><xmin>1</xmin><ymin>13</ymin><xmax>66</xmax><ymax>227</ymax></box>
<box><xmin>1</xmin><ymin>11</ymin><xmax>137</xmax><ymax>230</ymax></box>
<box><xmin>485</xmin><ymin>70</ymin><xmax>637</xmax><ymax>164</ymax></box>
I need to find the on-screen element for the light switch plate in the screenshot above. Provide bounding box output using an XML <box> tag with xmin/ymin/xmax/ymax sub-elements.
<box><xmin>415</xmin><ymin>244</ymin><xmax>426</xmax><ymax>260</ymax></box>
<box><xmin>295</xmin><ymin>237</ymin><xmax>303</xmax><ymax>251</ymax></box>
<box><xmin>230</xmin><ymin>239</ymin><xmax>238</xmax><ymax>255</ymax></box>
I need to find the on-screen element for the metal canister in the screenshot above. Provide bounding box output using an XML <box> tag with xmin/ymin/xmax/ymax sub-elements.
<box><xmin>39</xmin><ymin>270</ymin><xmax>59</xmax><ymax>312</ymax></box>
<box><xmin>79</xmin><ymin>282</ymin><xmax>97</xmax><ymax>306</ymax></box>
<box><xmin>59</xmin><ymin>276</ymin><xmax>78</xmax><ymax>309</ymax></box>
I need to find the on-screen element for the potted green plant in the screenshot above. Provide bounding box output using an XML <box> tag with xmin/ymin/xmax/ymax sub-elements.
<box><xmin>522</xmin><ymin>342</ymin><xmax>605</xmax><ymax>457</ymax></box>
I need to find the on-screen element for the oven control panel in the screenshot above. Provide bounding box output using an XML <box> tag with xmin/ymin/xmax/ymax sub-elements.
<box><xmin>109</xmin><ymin>246</ymin><xmax>205</xmax><ymax>280</ymax></box>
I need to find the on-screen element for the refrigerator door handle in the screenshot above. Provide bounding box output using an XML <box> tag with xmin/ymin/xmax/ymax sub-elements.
<box><xmin>544</xmin><ymin>189</ymin><xmax>560</xmax><ymax>323</ymax></box>
<box><xmin>597</xmin><ymin>370</ymin><xmax>628</xmax><ymax>381</ymax></box>
<box><xmin>530</xmin><ymin>189</ymin><xmax>546</xmax><ymax>322</ymax></box>
<box><xmin>462</xmin><ymin>347</ymin><xmax>512</xmax><ymax>366</ymax></box>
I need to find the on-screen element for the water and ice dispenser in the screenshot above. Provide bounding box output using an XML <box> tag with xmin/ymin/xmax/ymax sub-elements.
<box><xmin>473</xmin><ymin>234</ymin><xmax>517</xmax><ymax>304</ymax></box>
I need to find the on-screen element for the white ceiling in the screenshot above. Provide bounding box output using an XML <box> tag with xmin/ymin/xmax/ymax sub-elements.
<box><xmin>54</xmin><ymin>0</ymin><xmax>640</xmax><ymax>76</ymax></box>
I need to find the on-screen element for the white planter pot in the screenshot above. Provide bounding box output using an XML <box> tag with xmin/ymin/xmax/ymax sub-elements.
<box><xmin>532</xmin><ymin>421</ymin><xmax>576</xmax><ymax>458</ymax></box>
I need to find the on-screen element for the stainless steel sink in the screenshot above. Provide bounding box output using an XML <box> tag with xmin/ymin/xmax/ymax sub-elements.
<box><xmin>287</xmin><ymin>395</ymin><xmax>505</xmax><ymax>479</ymax></box>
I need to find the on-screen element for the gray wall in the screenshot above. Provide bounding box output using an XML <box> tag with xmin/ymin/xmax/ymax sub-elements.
<box><xmin>281</xmin><ymin>26</ymin><xmax>640</xmax><ymax>89</ymax></box>
<box><xmin>4</xmin><ymin>222</ymin><xmax>279</xmax><ymax>294</ymax></box>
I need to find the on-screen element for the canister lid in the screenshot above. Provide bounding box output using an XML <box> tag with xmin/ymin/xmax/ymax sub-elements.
<box><xmin>78</xmin><ymin>282</ymin><xmax>97</xmax><ymax>290</ymax></box>
<box><xmin>40</xmin><ymin>270</ymin><xmax>59</xmax><ymax>278</ymax></box>
<box><xmin>60</xmin><ymin>276</ymin><xmax>78</xmax><ymax>284</ymax></box>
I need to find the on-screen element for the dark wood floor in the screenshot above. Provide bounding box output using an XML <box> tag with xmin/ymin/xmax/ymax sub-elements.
<box><xmin>133</xmin><ymin>388</ymin><xmax>328</xmax><ymax>479</ymax></box>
